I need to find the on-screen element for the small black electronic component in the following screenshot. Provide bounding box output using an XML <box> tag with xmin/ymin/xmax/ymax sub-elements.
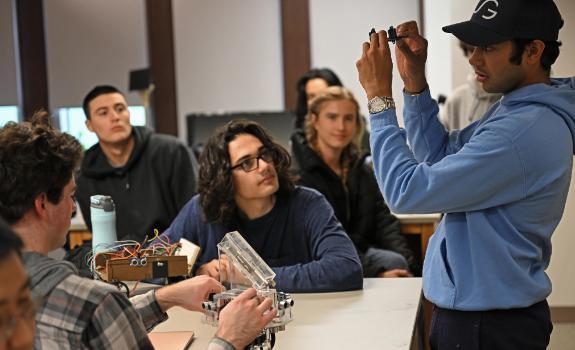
<box><xmin>387</xmin><ymin>26</ymin><xmax>407</xmax><ymax>44</ymax></box>
<box><xmin>370</xmin><ymin>26</ymin><xmax>407</xmax><ymax>44</ymax></box>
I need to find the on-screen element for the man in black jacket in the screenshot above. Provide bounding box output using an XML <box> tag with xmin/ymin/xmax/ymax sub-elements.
<box><xmin>76</xmin><ymin>85</ymin><xmax>196</xmax><ymax>243</ymax></box>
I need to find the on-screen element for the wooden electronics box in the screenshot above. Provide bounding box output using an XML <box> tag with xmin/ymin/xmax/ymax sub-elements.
<box><xmin>95</xmin><ymin>253</ymin><xmax>188</xmax><ymax>282</ymax></box>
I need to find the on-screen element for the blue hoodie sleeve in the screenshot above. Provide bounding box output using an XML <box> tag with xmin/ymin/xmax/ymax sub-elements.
<box><xmin>402</xmin><ymin>89</ymin><xmax>473</xmax><ymax>163</ymax></box>
<box><xmin>369</xmin><ymin>89</ymin><xmax>526</xmax><ymax>214</ymax></box>
<box><xmin>272</xmin><ymin>192</ymin><xmax>363</xmax><ymax>292</ymax></box>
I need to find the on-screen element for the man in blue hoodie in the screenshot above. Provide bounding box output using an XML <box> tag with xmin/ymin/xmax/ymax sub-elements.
<box><xmin>357</xmin><ymin>0</ymin><xmax>574</xmax><ymax>349</ymax></box>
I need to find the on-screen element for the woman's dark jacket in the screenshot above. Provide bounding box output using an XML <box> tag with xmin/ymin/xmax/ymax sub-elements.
<box><xmin>291</xmin><ymin>131</ymin><xmax>419</xmax><ymax>273</ymax></box>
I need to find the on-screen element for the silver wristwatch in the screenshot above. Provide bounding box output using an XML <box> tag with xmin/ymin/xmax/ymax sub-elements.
<box><xmin>368</xmin><ymin>96</ymin><xmax>395</xmax><ymax>114</ymax></box>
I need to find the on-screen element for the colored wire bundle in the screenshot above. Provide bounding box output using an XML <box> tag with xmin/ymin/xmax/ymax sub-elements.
<box><xmin>88</xmin><ymin>229</ymin><xmax>181</xmax><ymax>280</ymax></box>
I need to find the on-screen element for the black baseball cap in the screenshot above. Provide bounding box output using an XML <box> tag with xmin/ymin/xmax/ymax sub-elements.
<box><xmin>442</xmin><ymin>0</ymin><xmax>563</xmax><ymax>46</ymax></box>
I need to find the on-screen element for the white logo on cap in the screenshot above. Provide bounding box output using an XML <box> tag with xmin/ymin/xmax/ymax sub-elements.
<box><xmin>474</xmin><ymin>0</ymin><xmax>499</xmax><ymax>20</ymax></box>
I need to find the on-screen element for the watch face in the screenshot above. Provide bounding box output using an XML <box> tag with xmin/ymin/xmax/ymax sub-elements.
<box><xmin>369</xmin><ymin>97</ymin><xmax>392</xmax><ymax>114</ymax></box>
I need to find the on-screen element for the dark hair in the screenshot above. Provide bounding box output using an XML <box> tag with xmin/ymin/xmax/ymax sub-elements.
<box><xmin>0</xmin><ymin>217</ymin><xmax>23</xmax><ymax>261</ymax></box>
<box><xmin>198</xmin><ymin>119</ymin><xmax>295</xmax><ymax>225</ymax></box>
<box><xmin>0</xmin><ymin>111</ymin><xmax>83</xmax><ymax>224</ymax></box>
<box><xmin>509</xmin><ymin>39</ymin><xmax>562</xmax><ymax>72</ymax></box>
<box><xmin>295</xmin><ymin>68</ymin><xmax>343</xmax><ymax>129</ymax></box>
<box><xmin>82</xmin><ymin>85</ymin><xmax>124</xmax><ymax>119</ymax></box>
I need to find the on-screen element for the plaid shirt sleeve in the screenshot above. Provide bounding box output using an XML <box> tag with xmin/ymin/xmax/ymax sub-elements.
<box><xmin>84</xmin><ymin>290</ymin><xmax>167</xmax><ymax>349</ymax></box>
<box><xmin>130</xmin><ymin>290</ymin><xmax>169</xmax><ymax>331</ymax></box>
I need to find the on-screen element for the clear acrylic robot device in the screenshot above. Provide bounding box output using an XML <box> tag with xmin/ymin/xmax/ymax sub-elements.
<box><xmin>201</xmin><ymin>231</ymin><xmax>294</xmax><ymax>349</ymax></box>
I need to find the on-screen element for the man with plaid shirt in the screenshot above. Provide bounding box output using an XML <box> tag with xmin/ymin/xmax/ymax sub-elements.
<box><xmin>0</xmin><ymin>112</ymin><xmax>276</xmax><ymax>350</ymax></box>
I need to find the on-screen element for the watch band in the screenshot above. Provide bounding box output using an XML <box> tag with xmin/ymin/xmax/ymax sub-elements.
<box><xmin>368</xmin><ymin>96</ymin><xmax>395</xmax><ymax>114</ymax></box>
<box><xmin>403</xmin><ymin>84</ymin><xmax>428</xmax><ymax>96</ymax></box>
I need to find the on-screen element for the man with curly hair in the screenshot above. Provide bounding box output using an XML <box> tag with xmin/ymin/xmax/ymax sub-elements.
<box><xmin>162</xmin><ymin>119</ymin><xmax>363</xmax><ymax>293</ymax></box>
<box><xmin>0</xmin><ymin>113</ymin><xmax>277</xmax><ymax>350</ymax></box>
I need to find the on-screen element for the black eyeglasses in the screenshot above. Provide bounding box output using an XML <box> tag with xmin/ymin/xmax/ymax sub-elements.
<box><xmin>231</xmin><ymin>148</ymin><xmax>274</xmax><ymax>173</ymax></box>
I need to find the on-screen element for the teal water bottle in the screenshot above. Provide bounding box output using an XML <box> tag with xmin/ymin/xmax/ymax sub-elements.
<box><xmin>90</xmin><ymin>195</ymin><xmax>117</xmax><ymax>254</ymax></box>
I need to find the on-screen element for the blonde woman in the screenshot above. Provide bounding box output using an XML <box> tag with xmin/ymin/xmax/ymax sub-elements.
<box><xmin>291</xmin><ymin>86</ymin><xmax>418</xmax><ymax>277</ymax></box>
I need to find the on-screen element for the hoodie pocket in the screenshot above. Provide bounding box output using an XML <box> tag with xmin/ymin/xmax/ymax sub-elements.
<box><xmin>439</xmin><ymin>238</ymin><xmax>455</xmax><ymax>289</ymax></box>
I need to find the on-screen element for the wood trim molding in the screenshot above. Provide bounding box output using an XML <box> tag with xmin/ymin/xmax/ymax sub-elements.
<box><xmin>280</xmin><ymin>0</ymin><xmax>311</xmax><ymax>111</ymax></box>
<box><xmin>145</xmin><ymin>0</ymin><xmax>178</xmax><ymax>136</ymax></box>
<box><xmin>418</xmin><ymin>0</ymin><xmax>425</xmax><ymax>36</ymax></box>
<box><xmin>551</xmin><ymin>307</ymin><xmax>575</xmax><ymax>323</ymax></box>
<box><xmin>13</xmin><ymin>0</ymin><xmax>49</xmax><ymax>121</ymax></box>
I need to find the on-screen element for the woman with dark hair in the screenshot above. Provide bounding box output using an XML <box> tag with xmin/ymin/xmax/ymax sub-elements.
<box><xmin>162</xmin><ymin>119</ymin><xmax>363</xmax><ymax>293</ymax></box>
<box><xmin>294</xmin><ymin>68</ymin><xmax>343</xmax><ymax>130</ymax></box>
<box><xmin>292</xmin><ymin>87</ymin><xmax>419</xmax><ymax>277</ymax></box>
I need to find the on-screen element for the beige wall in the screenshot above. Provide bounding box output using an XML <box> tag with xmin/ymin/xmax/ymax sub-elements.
<box><xmin>424</xmin><ymin>0</ymin><xmax>453</xmax><ymax>101</ymax></box>
<box><xmin>309</xmin><ymin>0</ymin><xmax>419</xmax><ymax>122</ymax></box>
<box><xmin>546</xmin><ymin>0</ymin><xmax>575</xmax><ymax>307</ymax></box>
<box><xmin>43</xmin><ymin>0</ymin><xmax>148</xmax><ymax>108</ymax></box>
<box><xmin>172</xmin><ymin>0</ymin><xmax>284</xmax><ymax>142</ymax></box>
<box><xmin>0</xmin><ymin>0</ymin><xmax>18</xmax><ymax>106</ymax></box>
<box><xmin>449</xmin><ymin>0</ymin><xmax>476</xmax><ymax>90</ymax></box>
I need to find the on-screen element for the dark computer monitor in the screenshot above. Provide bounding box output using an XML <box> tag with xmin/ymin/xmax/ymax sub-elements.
<box><xmin>129</xmin><ymin>68</ymin><xmax>151</xmax><ymax>91</ymax></box>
